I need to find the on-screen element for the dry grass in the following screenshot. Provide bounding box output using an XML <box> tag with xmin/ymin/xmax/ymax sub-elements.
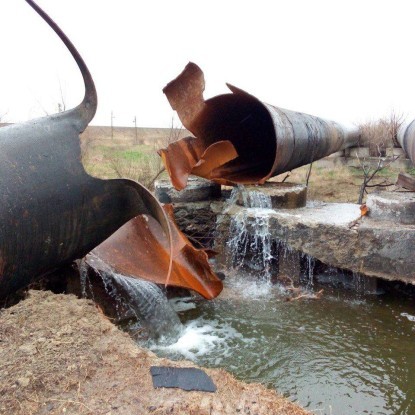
<box><xmin>357</xmin><ymin>111</ymin><xmax>404</xmax><ymax>155</ymax></box>
<box><xmin>81</xmin><ymin>126</ymin><xmax>181</xmax><ymax>190</ymax></box>
<box><xmin>273</xmin><ymin>162</ymin><xmax>406</xmax><ymax>204</ymax></box>
<box><xmin>0</xmin><ymin>291</ymin><xmax>309</xmax><ymax>415</ymax></box>
<box><xmin>81</xmin><ymin>123</ymin><xmax>410</xmax><ymax>204</ymax></box>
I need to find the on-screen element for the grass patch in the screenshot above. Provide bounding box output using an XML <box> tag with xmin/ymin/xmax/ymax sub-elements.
<box><xmin>273</xmin><ymin>161</ymin><xmax>404</xmax><ymax>204</ymax></box>
<box><xmin>81</xmin><ymin>140</ymin><xmax>167</xmax><ymax>190</ymax></box>
<box><xmin>406</xmin><ymin>167</ymin><xmax>415</xmax><ymax>177</ymax></box>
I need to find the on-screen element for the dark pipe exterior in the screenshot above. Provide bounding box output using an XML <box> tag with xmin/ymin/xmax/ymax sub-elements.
<box><xmin>0</xmin><ymin>1</ymin><xmax>172</xmax><ymax>299</ymax></box>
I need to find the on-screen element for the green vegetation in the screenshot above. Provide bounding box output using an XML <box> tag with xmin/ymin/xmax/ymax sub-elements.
<box><xmin>82</xmin><ymin>140</ymin><xmax>167</xmax><ymax>190</ymax></box>
<box><xmin>407</xmin><ymin>167</ymin><xmax>415</xmax><ymax>177</ymax></box>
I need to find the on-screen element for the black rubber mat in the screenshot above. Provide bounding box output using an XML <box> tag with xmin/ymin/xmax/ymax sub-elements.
<box><xmin>150</xmin><ymin>366</ymin><xmax>217</xmax><ymax>392</ymax></box>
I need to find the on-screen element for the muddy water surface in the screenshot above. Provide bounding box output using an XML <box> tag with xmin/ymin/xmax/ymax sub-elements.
<box><xmin>145</xmin><ymin>276</ymin><xmax>415</xmax><ymax>415</ymax></box>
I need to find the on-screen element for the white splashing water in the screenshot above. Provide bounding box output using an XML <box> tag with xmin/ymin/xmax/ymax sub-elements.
<box><xmin>242</xmin><ymin>188</ymin><xmax>273</xmax><ymax>209</ymax></box>
<box><xmin>401</xmin><ymin>312</ymin><xmax>415</xmax><ymax>322</ymax></box>
<box><xmin>223</xmin><ymin>186</ymin><xmax>319</xmax><ymax>291</ymax></box>
<box><xmin>79</xmin><ymin>259</ymin><xmax>95</xmax><ymax>301</ymax></box>
<box><xmin>82</xmin><ymin>255</ymin><xmax>183</xmax><ymax>344</ymax></box>
<box><xmin>302</xmin><ymin>253</ymin><xmax>315</xmax><ymax>289</ymax></box>
<box><xmin>149</xmin><ymin>317</ymin><xmax>246</xmax><ymax>362</ymax></box>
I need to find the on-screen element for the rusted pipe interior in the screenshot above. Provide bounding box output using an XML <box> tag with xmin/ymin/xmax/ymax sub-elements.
<box><xmin>161</xmin><ymin>63</ymin><xmax>359</xmax><ymax>189</ymax></box>
<box><xmin>193</xmin><ymin>93</ymin><xmax>276</xmax><ymax>183</ymax></box>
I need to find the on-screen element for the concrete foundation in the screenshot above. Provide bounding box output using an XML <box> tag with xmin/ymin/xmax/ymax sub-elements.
<box><xmin>367</xmin><ymin>191</ymin><xmax>415</xmax><ymax>225</ymax></box>
<box><xmin>158</xmin><ymin>179</ymin><xmax>415</xmax><ymax>286</ymax></box>
<box><xmin>215</xmin><ymin>200</ymin><xmax>415</xmax><ymax>284</ymax></box>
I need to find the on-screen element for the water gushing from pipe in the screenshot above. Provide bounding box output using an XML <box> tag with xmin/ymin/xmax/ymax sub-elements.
<box><xmin>81</xmin><ymin>255</ymin><xmax>183</xmax><ymax>344</ymax></box>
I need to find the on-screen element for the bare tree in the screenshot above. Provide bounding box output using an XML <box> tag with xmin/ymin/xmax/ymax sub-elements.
<box><xmin>356</xmin><ymin>145</ymin><xmax>399</xmax><ymax>204</ymax></box>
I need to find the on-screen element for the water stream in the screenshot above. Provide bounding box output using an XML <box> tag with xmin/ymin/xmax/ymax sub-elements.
<box><xmin>137</xmin><ymin>186</ymin><xmax>415</xmax><ymax>415</ymax></box>
<box><xmin>225</xmin><ymin>186</ymin><xmax>277</xmax><ymax>284</ymax></box>
<box><xmin>143</xmin><ymin>276</ymin><xmax>415</xmax><ymax>415</ymax></box>
<box><xmin>81</xmin><ymin>255</ymin><xmax>183</xmax><ymax>344</ymax></box>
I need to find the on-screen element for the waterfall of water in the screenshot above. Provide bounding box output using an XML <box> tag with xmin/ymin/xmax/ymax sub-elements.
<box><xmin>79</xmin><ymin>258</ymin><xmax>95</xmax><ymax>301</ymax></box>
<box><xmin>302</xmin><ymin>253</ymin><xmax>315</xmax><ymax>289</ymax></box>
<box><xmin>225</xmin><ymin>186</ymin><xmax>276</xmax><ymax>283</ymax></box>
<box><xmin>81</xmin><ymin>255</ymin><xmax>183</xmax><ymax>344</ymax></box>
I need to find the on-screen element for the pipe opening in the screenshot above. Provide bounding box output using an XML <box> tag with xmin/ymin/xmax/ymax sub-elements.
<box><xmin>193</xmin><ymin>93</ymin><xmax>276</xmax><ymax>183</ymax></box>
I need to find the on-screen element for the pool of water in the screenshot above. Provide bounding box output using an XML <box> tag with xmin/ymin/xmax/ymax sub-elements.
<box><xmin>142</xmin><ymin>275</ymin><xmax>415</xmax><ymax>415</ymax></box>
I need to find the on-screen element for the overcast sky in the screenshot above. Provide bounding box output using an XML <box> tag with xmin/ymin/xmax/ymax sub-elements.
<box><xmin>1</xmin><ymin>0</ymin><xmax>415</xmax><ymax>128</ymax></box>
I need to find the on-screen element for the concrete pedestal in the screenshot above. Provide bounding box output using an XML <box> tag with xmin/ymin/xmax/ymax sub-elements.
<box><xmin>367</xmin><ymin>191</ymin><xmax>415</xmax><ymax>225</ymax></box>
<box><xmin>236</xmin><ymin>182</ymin><xmax>307</xmax><ymax>209</ymax></box>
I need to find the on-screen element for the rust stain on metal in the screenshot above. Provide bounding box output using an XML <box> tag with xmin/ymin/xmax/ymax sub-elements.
<box><xmin>160</xmin><ymin>63</ymin><xmax>360</xmax><ymax>190</ymax></box>
<box><xmin>90</xmin><ymin>205</ymin><xmax>223</xmax><ymax>299</ymax></box>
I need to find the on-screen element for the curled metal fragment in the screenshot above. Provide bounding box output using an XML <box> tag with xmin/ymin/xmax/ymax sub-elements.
<box><xmin>0</xmin><ymin>1</ymin><xmax>172</xmax><ymax>299</ymax></box>
<box><xmin>160</xmin><ymin>63</ymin><xmax>360</xmax><ymax>190</ymax></box>
<box><xmin>398</xmin><ymin>120</ymin><xmax>415</xmax><ymax>165</ymax></box>
<box><xmin>88</xmin><ymin>205</ymin><xmax>223</xmax><ymax>300</ymax></box>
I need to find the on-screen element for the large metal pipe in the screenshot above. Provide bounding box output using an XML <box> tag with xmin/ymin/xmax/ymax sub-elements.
<box><xmin>398</xmin><ymin>120</ymin><xmax>415</xmax><ymax>165</ymax></box>
<box><xmin>159</xmin><ymin>63</ymin><xmax>360</xmax><ymax>190</ymax></box>
<box><xmin>0</xmin><ymin>0</ymin><xmax>174</xmax><ymax>300</ymax></box>
<box><xmin>0</xmin><ymin>2</ymin><xmax>222</xmax><ymax>301</ymax></box>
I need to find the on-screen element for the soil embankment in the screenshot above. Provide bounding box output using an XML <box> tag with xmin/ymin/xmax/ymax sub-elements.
<box><xmin>0</xmin><ymin>290</ymin><xmax>308</xmax><ymax>415</ymax></box>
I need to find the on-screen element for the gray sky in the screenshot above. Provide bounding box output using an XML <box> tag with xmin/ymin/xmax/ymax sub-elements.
<box><xmin>2</xmin><ymin>0</ymin><xmax>415</xmax><ymax>128</ymax></box>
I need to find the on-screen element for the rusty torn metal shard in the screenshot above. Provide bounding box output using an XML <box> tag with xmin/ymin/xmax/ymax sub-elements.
<box><xmin>159</xmin><ymin>62</ymin><xmax>360</xmax><ymax>190</ymax></box>
<box><xmin>398</xmin><ymin>120</ymin><xmax>415</xmax><ymax>165</ymax></box>
<box><xmin>88</xmin><ymin>205</ymin><xmax>223</xmax><ymax>300</ymax></box>
<box><xmin>0</xmin><ymin>0</ymin><xmax>172</xmax><ymax>299</ymax></box>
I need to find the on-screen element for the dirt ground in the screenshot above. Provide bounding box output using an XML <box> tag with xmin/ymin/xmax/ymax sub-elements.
<box><xmin>0</xmin><ymin>290</ymin><xmax>309</xmax><ymax>415</ymax></box>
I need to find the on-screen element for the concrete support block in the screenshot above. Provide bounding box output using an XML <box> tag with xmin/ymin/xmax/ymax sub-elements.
<box><xmin>236</xmin><ymin>182</ymin><xmax>307</xmax><ymax>209</ymax></box>
<box><xmin>386</xmin><ymin>147</ymin><xmax>407</xmax><ymax>157</ymax></box>
<box><xmin>367</xmin><ymin>191</ymin><xmax>415</xmax><ymax>225</ymax></box>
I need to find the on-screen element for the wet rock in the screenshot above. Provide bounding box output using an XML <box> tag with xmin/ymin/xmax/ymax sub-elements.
<box><xmin>150</xmin><ymin>366</ymin><xmax>217</xmax><ymax>392</ymax></box>
<box><xmin>155</xmin><ymin>177</ymin><xmax>221</xmax><ymax>203</ymax></box>
<box><xmin>173</xmin><ymin>201</ymin><xmax>218</xmax><ymax>248</ymax></box>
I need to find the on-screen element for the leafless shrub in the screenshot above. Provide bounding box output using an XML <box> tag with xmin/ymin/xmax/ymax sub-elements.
<box><xmin>356</xmin><ymin>144</ymin><xmax>399</xmax><ymax>204</ymax></box>
<box><xmin>358</xmin><ymin>111</ymin><xmax>404</xmax><ymax>156</ymax></box>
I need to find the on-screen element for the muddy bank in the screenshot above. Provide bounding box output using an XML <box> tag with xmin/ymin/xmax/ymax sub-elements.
<box><xmin>0</xmin><ymin>291</ymin><xmax>308</xmax><ymax>415</ymax></box>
